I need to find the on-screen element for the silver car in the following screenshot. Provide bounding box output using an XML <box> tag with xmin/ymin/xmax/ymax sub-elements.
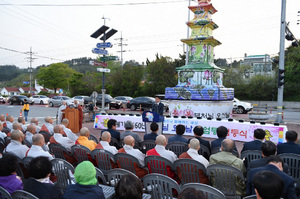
<box><xmin>30</xmin><ymin>95</ymin><xmax>50</xmax><ymax>105</ymax></box>
<box><xmin>49</xmin><ymin>96</ymin><xmax>74</xmax><ymax>107</ymax></box>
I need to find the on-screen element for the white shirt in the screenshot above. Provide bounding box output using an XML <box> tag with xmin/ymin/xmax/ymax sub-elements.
<box><xmin>123</xmin><ymin>145</ymin><xmax>145</xmax><ymax>166</ymax></box>
<box><xmin>5</xmin><ymin>140</ymin><xmax>29</xmax><ymax>159</ymax></box>
<box><xmin>31</xmin><ymin>123</ymin><xmax>41</xmax><ymax>133</ymax></box>
<box><xmin>6</xmin><ymin>121</ymin><xmax>12</xmax><ymax>131</ymax></box>
<box><xmin>27</xmin><ymin>145</ymin><xmax>54</xmax><ymax>160</ymax></box>
<box><xmin>44</xmin><ymin>122</ymin><xmax>54</xmax><ymax>135</ymax></box>
<box><xmin>153</xmin><ymin>145</ymin><xmax>177</xmax><ymax>163</ymax></box>
<box><xmin>187</xmin><ymin>148</ymin><xmax>209</xmax><ymax>168</ymax></box>
<box><xmin>25</xmin><ymin>131</ymin><xmax>34</xmax><ymax>144</ymax></box>
<box><xmin>100</xmin><ymin>141</ymin><xmax>118</xmax><ymax>155</ymax></box>
<box><xmin>53</xmin><ymin>133</ymin><xmax>75</xmax><ymax>150</ymax></box>
<box><xmin>0</xmin><ymin>131</ymin><xmax>7</xmax><ymax>140</ymax></box>
<box><xmin>62</xmin><ymin>126</ymin><xmax>78</xmax><ymax>142</ymax></box>
<box><xmin>22</xmin><ymin>124</ymin><xmax>27</xmax><ymax>132</ymax></box>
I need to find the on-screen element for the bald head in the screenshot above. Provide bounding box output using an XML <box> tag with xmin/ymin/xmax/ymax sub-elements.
<box><xmin>32</xmin><ymin>134</ymin><xmax>45</xmax><ymax>146</ymax></box>
<box><xmin>189</xmin><ymin>138</ymin><xmax>200</xmax><ymax>150</ymax></box>
<box><xmin>54</xmin><ymin>125</ymin><xmax>63</xmax><ymax>134</ymax></box>
<box><xmin>0</xmin><ymin>114</ymin><xmax>5</xmax><ymax>122</ymax></box>
<box><xmin>124</xmin><ymin>135</ymin><xmax>134</xmax><ymax>146</ymax></box>
<box><xmin>26</xmin><ymin>125</ymin><xmax>36</xmax><ymax>134</ymax></box>
<box><xmin>11</xmin><ymin>130</ymin><xmax>24</xmax><ymax>142</ymax></box>
<box><xmin>18</xmin><ymin>117</ymin><xmax>25</xmax><ymax>124</ymax></box>
<box><xmin>45</xmin><ymin>116</ymin><xmax>53</xmax><ymax>124</ymax></box>
<box><xmin>62</xmin><ymin>101</ymin><xmax>67</xmax><ymax>105</ymax></box>
<box><xmin>31</xmin><ymin>117</ymin><xmax>38</xmax><ymax>124</ymax></box>
<box><xmin>80</xmin><ymin>127</ymin><xmax>90</xmax><ymax>137</ymax></box>
<box><xmin>156</xmin><ymin>135</ymin><xmax>167</xmax><ymax>146</ymax></box>
<box><xmin>6</xmin><ymin>115</ymin><xmax>13</xmax><ymax>122</ymax></box>
<box><xmin>12</xmin><ymin>123</ymin><xmax>22</xmax><ymax>130</ymax></box>
<box><xmin>221</xmin><ymin>139</ymin><xmax>235</xmax><ymax>152</ymax></box>
<box><xmin>61</xmin><ymin>118</ymin><xmax>69</xmax><ymax>126</ymax></box>
<box><xmin>101</xmin><ymin>131</ymin><xmax>111</xmax><ymax>142</ymax></box>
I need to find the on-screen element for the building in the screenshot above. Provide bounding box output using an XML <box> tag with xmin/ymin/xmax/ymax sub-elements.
<box><xmin>240</xmin><ymin>54</ymin><xmax>274</xmax><ymax>78</ymax></box>
<box><xmin>0</xmin><ymin>87</ymin><xmax>21</xmax><ymax>96</ymax></box>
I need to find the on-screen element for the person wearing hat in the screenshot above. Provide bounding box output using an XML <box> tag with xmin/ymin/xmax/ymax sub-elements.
<box><xmin>22</xmin><ymin>99</ymin><xmax>30</xmax><ymax>122</ymax></box>
<box><xmin>63</xmin><ymin>161</ymin><xmax>105</xmax><ymax>199</ymax></box>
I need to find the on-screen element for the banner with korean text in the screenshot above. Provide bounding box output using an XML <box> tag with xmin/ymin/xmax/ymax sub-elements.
<box><xmin>94</xmin><ymin>115</ymin><xmax>287</xmax><ymax>144</ymax></box>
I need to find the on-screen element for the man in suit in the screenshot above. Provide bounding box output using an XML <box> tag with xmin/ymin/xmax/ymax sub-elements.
<box><xmin>277</xmin><ymin>130</ymin><xmax>300</xmax><ymax>155</ymax></box>
<box><xmin>101</xmin><ymin>119</ymin><xmax>120</xmax><ymax>142</ymax></box>
<box><xmin>144</xmin><ymin>122</ymin><xmax>159</xmax><ymax>141</ymax></box>
<box><xmin>246</xmin><ymin>155</ymin><xmax>297</xmax><ymax>199</ymax></box>
<box><xmin>241</xmin><ymin>128</ymin><xmax>265</xmax><ymax>153</ymax></box>
<box><xmin>151</xmin><ymin>96</ymin><xmax>164</xmax><ymax>116</ymax></box>
<box><xmin>189</xmin><ymin>125</ymin><xmax>210</xmax><ymax>151</ymax></box>
<box><xmin>168</xmin><ymin>124</ymin><xmax>188</xmax><ymax>143</ymax></box>
<box><xmin>120</xmin><ymin>120</ymin><xmax>143</xmax><ymax>144</ymax></box>
<box><xmin>211</xmin><ymin>126</ymin><xmax>237</xmax><ymax>151</ymax></box>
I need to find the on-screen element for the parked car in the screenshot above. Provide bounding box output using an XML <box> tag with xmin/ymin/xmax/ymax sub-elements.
<box><xmin>233</xmin><ymin>98</ymin><xmax>253</xmax><ymax>114</ymax></box>
<box><xmin>84</xmin><ymin>94</ymin><xmax>122</xmax><ymax>109</ymax></box>
<box><xmin>0</xmin><ymin>96</ymin><xmax>5</xmax><ymax>104</ymax></box>
<box><xmin>7</xmin><ymin>95</ymin><xmax>34</xmax><ymax>105</ymax></box>
<box><xmin>72</xmin><ymin>96</ymin><xmax>89</xmax><ymax>106</ymax></box>
<box><xmin>127</xmin><ymin>97</ymin><xmax>155</xmax><ymax>111</ymax></box>
<box><xmin>49</xmin><ymin>96</ymin><xmax>74</xmax><ymax>107</ymax></box>
<box><xmin>30</xmin><ymin>95</ymin><xmax>50</xmax><ymax>105</ymax></box>
<box><xmin>115</xmin><ymin>96</ymin><xmax>133</xmax><ymax>106</ymax></box>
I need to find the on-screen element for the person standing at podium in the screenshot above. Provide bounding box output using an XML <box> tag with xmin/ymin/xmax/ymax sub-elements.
<box><xmin>151</xmin><ymin>96</ymin><xmax>164</xmax><ymax>116</ymax></box>
<box><xmin>74</xmin><ymin>100</ymin><xmax>83</xmax><ymax>130</ymax></box>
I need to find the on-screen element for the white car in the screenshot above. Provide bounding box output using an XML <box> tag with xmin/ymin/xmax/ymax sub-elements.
<box><xmin>233</xmin><ymin>98</ymin><xmax>253</xmax><ymax>114</ymax></box>
<box><xmin>30</xmin><ymin>95</ymin><xmax>50</xmax><ymax>105</ymax></box>
<box><xmin>72</xmin><ymin>96</ymin><xmax>89</xmax><ymax>106</ymax></box>
<box><xmin>49</xmin><ymin>96</ymin><xmax>74</xmax><ymax>107</ymax></box>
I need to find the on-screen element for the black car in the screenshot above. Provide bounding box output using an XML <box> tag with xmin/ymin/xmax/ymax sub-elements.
<box><xmin>127</xmin><ymin>97</ymin><xmax>155</xmax><ymax>111</ymax></box>
<box><xmin>8</xmin><ymin>95</ymin><xmax>34</xmax><ymax>105</ymax></box>
<box><xmin>84</xmin><ymin>94</ymin><xmax>122</xmax><ymax>109</ymax></box>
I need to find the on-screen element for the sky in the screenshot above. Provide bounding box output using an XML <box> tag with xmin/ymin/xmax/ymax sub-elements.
<box><xmin>0</xmin><ymin>0</ymin><xmax>299</xmax><ymax>69</ymax></box>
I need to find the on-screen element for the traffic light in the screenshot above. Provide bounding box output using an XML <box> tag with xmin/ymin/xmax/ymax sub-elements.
<box><xmin>278</xmin><ymin>69</ymin><xmax>285</xmax><ymax>88</ymax></box>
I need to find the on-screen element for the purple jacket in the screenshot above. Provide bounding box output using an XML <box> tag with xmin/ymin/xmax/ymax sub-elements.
<box><xmin>0</xmin><ymin>174</ymin><xmax>23</xmax><ymax>194</ymax></box>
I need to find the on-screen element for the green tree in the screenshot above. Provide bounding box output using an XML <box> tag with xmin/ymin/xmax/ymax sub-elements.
<box><xmin>36</xmin><ymin>63</ymin><xmax>75</xmax><ymax>93</ymax></box>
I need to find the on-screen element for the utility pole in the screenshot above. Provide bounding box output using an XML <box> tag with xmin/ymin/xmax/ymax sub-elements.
<box><xmin>275</xmin><ymin>0</ymin><xmax>286</xmax><ymax>123</ymax></box>
<box><xmin>25</xmin><ymin>47</ymin><xmax>36</xmax><ymax>96</ymax></box>
<box><xmin>115</xmin><ymin>32</ymin><xmax>128</xmax><ymax>67</ymax></box>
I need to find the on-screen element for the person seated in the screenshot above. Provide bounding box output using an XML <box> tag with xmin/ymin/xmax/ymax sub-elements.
<box><xmin>168</xmin><ymin>124</ymin><xmax>188</xmax><ymax>143</ymax></box>
<box><xmin>75</xmin><ymin>127</ymin><xmax>97</xmax><ymax>151</ymax></box>
<box><xmin>0</xmin><ymin>153</ymin><xmax>23</xmax><ymax>194</ymax></box>
<box><xmin>50</xmin><ymin>125</ymin><xmax>75</xmax><ymax>151</ymax></box>
<box><xmin>25</xmin><ymin>125</ymin><xmax>37</xmax><ymax>144</ymax></box>
<box><xmin>23</xmin><ymin>157</ymin><xmax>62</xmax><ymax>199</ymax></box>
<box><xmin>118</xmin><ymin>135</ymin><xmax>148</xmax><ymax>178</ymax></box>
<box><xmin>178</xmin><ymin>138</ymin><xmax>209</xmax><ymax>184</ymax></box>
<box><xmin>5</xmin><ymin>115</ymin><xmax>14</xmax><ymax>131</ymax></box>
<box><xmin>211</xmin><ymin>126</ymin><xmax>237</xmax><ymax>151</ymax></box>
<box><xmin>241</xmin><ymin>128</ymin><xmax>265</xmax><ymax>153</ymax></box>
<box><xmin>146</xmin><ymin>135</ymin><xmax>177</xmax><ymax>181</ymax></box>
<box><xmin>248</xmin><ymin>141</ymin><xmax>289</xmax><ymax>174</ymax></box>
<box><xmin>277</xmin><ymin>130</ymin><xmax>300</xmax><ymax>155</ymax></box>
<box><xmin>252</xmin><ymin>170</ymin><xmax>284</xmax><ymax>199</ymax></box>
<box><xmin>96</xmin><ymin>131</ymin><xmax>118</xmax><ymax>155</ymax></box>
<box><xmin>209</xmin><ymin>139</ymin><xmax>246</xmax><ymax>196</ymax></box>
<box><xmin>120</xmin><ymin>120</ymin><xmax>143</xmax><ymax>144</ymax></box>
<box><xmin>12</xmin><ymin>122</ymin><xmax>24</xmax><ymax>134</ymax></box>
<box><xmin>61</xmin><ymin>118</ymin><xmax>78</xmax><ymax>142</ymax></box>
<box><xmin>111</xmin><ymin>174</ymin><xmax>143</xmax><ymax>199</ymax></box>
<box><xmin>177</xmin><ymin>187</ymin><xmax>205</xmax><ymax>199</ymax></box>
<box><xmin>5</xmin><ymin>130</ymin><xmax>29</xmax><ymax>159</ymax></box>
<box><xmin>246</xmin><ymin>155</ymin><xmax>297</xmax><ymax>199</ymax></box>
<box><xmin>17</xmin><ymin>116</ymin><xmax>27</xmax><ymax>132</ymax></box>
<box><xmin>0</xmin><ymin>114</ymin><xmax>6</xmax><ymax>125</ymax></box>
<box><xmin>0</xmin><ymin>122</ymin><xmax>7</xmax><ymax>140</ymax></box>
<box><xmin>144</xmin><ymin>122</ymin><xmax>159</xmax><ymax>141</ymax></box>
<box><xmin>26</xmin><ymin>134</ymin><xmax>54</xmax><ymax>160</ymax></box>
<box><xmin>30</xmin><ymin>117</ymin><xmax>41</xmax><ymax>133</ymax></box>
<box><xmin>63</xmin><ymin>161</ymin><xmax>105</xmax><ymax>199</ymax></box>
<box><xmin>40</xmin><ymin>116</ymin><xmax>54</xmax><ymax>135</ymax></box>
<box><xmin>101</xmin><ymin>119</ymin><xmax>120</xmax><ymax>142</ymax></box>
<box><xmin>188</xmin><ymin>125</ymin><xmax>210</xmax><ymax>151</ymax></box>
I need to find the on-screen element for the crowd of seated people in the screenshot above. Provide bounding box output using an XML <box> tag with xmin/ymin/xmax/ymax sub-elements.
<box><xmin>0</xmin><ymin>114</ymin><xmax>299</xmax><ymax>199</ymax></box>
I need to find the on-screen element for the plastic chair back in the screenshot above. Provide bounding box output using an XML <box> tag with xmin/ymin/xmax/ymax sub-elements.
<box><xmin>143</xmin><ymin>173</ymin><xmax>181</xmax><ymax>199</ymax></box>
<box><xmin>71</xmin><ymin>145</ymin><xmax>91</xmax><ymax>164</ymax></box>
<box><xmin>207</xmin><ymin>164</ymin><xmax>245</xmax><ymax>198</ymax></box>
<box><xmin>38</xmin><ymin>131</ymin><xmax>52</xmax><ymax>143</ymax></box>
<box><xmin>174</xmin><ymin>159</ymin><xmax>207</xmax><ymax>184</ymax></box>
<box><xmin>141</xmin><ymin>140</ymin><xmax>156</xmax><ymax>154</ymax></box>
<box><xmin>11</xmin><ymin>190</ymin><xmax>38</xmax><ymax>199</ymax></box>
<box><xmin>145</xmin><ymin>155</ymin><xmax>173</xmax><ymax>175</ymax></box>
<box><xmin>278</xmin><ymin>153</ymin><xmax>300</xmax><ymax>180</ymax></box>
<box><xmin>49</xmin><ymin>143</ymin><xmax>70</xmax><ymax>160</ymax></box>
<box><xmin>107</xmin><ymin>168</ymin><xmax>139</xmax><ymax>187</ymax></box>
<box><xmin>243</xmin><ymin>195</ymin><xmax>257</xmax><ymax>199</ymax></box>
<box><xmin>95</xmin><ymin>167</ymin><xmax>108</xmax><ymax>185</ymax></box>
<box><xmin>91</xmin><ymin>149</ymin><xmax>115</xmax><ymax>175</ymax></box>
<box><xmin>0</xmin><ymin>140</ymin><xmax>5</xmax><ymax>154</ymax></box>
<box><xmin>88</xmin><ymin>134</ymin><xmax>98</xmax><ymax>144</ymax></box>
<box><xmin>51</xmin><ymin>158</ymin><xmax>74</xmax><ymax>192</ymax></box>
<box><xmin>165</xmin><ymin>142</ymin><xmax>188</xmax><ymax>157</ymax></box>
<box><xmin>240</xmin><ymin>150</ymin><xmax>262</xmax><ymax>169</ymax></box>
<box><xmin>0</xmin><ymin>185</ymin><xmax>12</xmax><ymax>199</ymax></box>
<box><xmin>199</xmin><ymin>144</ymin><xmax>211</xmax><ymax>160</ymax></box>
<box><xmin>182</xmin><ymin>183</ymin><xmax>226</xmax><ymax>199</ymax></box>
<box><xmin>114</xmin><ymin>153</ymin><xmax>141</xmax><ymax>175</ymax></box>
<box><xmin>22</xmin><ymin>140</ymin><xmax>31</xmax><ymax>148</ymax></box>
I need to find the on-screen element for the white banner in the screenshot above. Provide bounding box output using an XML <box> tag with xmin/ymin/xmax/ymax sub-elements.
<box><xmin>94</xmin><ymin>115</ymin><xmax>287</xmax><ymax>144</ymax></box>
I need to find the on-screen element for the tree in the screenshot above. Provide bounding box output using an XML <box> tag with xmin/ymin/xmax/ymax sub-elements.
<box><xmin>36</xmin><ymin>63</ymin><xmax>75</xmax><ymax>93</ymax></box>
